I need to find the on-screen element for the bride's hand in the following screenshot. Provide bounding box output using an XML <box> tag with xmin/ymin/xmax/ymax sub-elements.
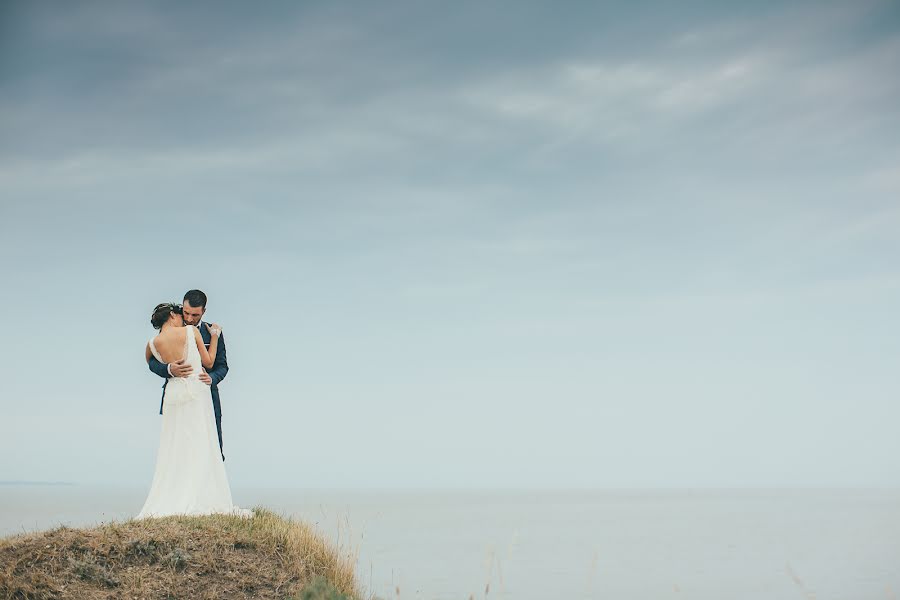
<box><xmin>208</xmin><ymin>323</ymin><xmax>222</xmax><ymax>337</ymax></box>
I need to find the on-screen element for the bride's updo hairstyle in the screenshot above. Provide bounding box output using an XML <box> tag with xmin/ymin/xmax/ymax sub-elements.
<box><xmin>151</xmin><ymin>303</ymin><xmax>183</xmax><ymax>329</ymax></box>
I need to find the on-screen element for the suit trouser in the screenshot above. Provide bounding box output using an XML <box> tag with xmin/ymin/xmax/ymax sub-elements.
<box><xmin>212</xmin><ymin>395</ymin><xmax>224</xmax><ymax>461</ymax></box>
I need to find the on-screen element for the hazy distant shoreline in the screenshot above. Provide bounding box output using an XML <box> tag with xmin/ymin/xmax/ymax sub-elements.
<box><xmin>0</xmin><ymin>481</ymin><xmax>76</xmax><ymax>486</ymax></box>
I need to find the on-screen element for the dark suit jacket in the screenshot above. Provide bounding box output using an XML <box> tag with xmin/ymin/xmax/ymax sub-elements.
<box><xmin>148</xmin><ymin>322</ymin><xmax>228</xmax><ymax>415</ymax></box>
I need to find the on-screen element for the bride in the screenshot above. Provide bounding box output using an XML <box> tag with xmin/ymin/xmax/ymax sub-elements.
<box><xmin>137</xmin><ymin>302</ymin><xmax>251</xmax><ymax>519</ymax></box>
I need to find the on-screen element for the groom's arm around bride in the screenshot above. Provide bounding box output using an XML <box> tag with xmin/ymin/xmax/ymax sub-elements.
<box><xmin>147</xmin><ymin>329</ymin><xmax>227</xmax><ymax>397</ymax></box>
<box><xmin>148</xmin><ymin>325</ymin><xmax>228</xmax><ymax>391</ymax></box>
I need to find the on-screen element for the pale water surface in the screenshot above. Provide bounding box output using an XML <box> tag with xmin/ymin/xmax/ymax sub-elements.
<box><xmin>1</xmin><ymin>485</ymin><xmax>898</xmax><ymax>599</ymax></box>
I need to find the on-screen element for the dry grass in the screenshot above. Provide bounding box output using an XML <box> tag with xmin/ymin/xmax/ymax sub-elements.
<box><xmin>0</xmin><ymin>508</ymin><xmax>364</xmax><ymax>600</ymax></box>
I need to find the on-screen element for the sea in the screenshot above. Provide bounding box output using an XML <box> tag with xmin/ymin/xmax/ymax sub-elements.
<box><xmin>1</xmin><ymin>485</ymin><xmax>898</xmax><ymax>600</ymax></box>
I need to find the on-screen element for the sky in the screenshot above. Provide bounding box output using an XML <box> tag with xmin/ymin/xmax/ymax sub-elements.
<box><xmin>1</xmin><ymin>0</ymin><xmax>899</xmax><ymax>489</ymax></box>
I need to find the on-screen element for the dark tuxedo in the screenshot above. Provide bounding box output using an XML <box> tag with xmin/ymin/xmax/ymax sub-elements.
<box><xmin>148</xmin><ymin>322</ymin><xmax>229</xmax><ymax>460</ymax></box>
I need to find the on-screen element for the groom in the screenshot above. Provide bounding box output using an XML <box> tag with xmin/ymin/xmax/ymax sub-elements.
<box><xmin>148</xmin><ymin>289</ymin><xmax>229</xmax><ymax>461</ymax></box>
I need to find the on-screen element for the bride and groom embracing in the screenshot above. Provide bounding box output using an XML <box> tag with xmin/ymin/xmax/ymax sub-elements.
<box><xmin>136</xmin><ymin>289</ymin><xmax>251</xmax><ymax>519</ymax></box>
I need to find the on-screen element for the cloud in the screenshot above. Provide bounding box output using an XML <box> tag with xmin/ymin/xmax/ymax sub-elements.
<box><xmin>2</xmin><ymin>0</ymin><xmax>898</xmax><ymax>189</ymax></box>
<box><xmin>459</xmin><ymin>28</ymin><xmax>900</xmax><ymax>162</ymax></box>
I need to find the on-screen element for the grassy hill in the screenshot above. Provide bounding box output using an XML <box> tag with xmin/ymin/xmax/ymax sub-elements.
<box><xmin>0</xmin><ymin>508</ymin><xmax>365</xmax><ymax>600</ymax></box>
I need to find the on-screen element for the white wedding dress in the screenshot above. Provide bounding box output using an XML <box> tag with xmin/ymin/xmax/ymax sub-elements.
<box><xmin>137</xmin><ymin>325</ymin><xmax>251</xmax><ymax>519</ymax></box>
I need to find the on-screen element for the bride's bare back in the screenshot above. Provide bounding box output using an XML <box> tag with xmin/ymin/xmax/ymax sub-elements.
<box><xmin>152</xmin><ymin>327</ymin><xmax>192</xmax><ymax>364</ymax></box>
<box><xmin>146</xmin><ymin>324</ymin><xmax>219</xmax><ymax>369</ymax></box>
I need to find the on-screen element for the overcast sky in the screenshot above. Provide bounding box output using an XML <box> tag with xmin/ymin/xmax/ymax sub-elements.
<box><xmin>1</xmin><ymin>0</ymin><xmax>899</xmax><ymax>489</ymax></box>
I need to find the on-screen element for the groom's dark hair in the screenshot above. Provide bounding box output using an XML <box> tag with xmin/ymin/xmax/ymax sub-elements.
<box><xmin>183</xmin><ymin>289</ymin><xmax>208</xmax><ymax>308</ymax></box>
